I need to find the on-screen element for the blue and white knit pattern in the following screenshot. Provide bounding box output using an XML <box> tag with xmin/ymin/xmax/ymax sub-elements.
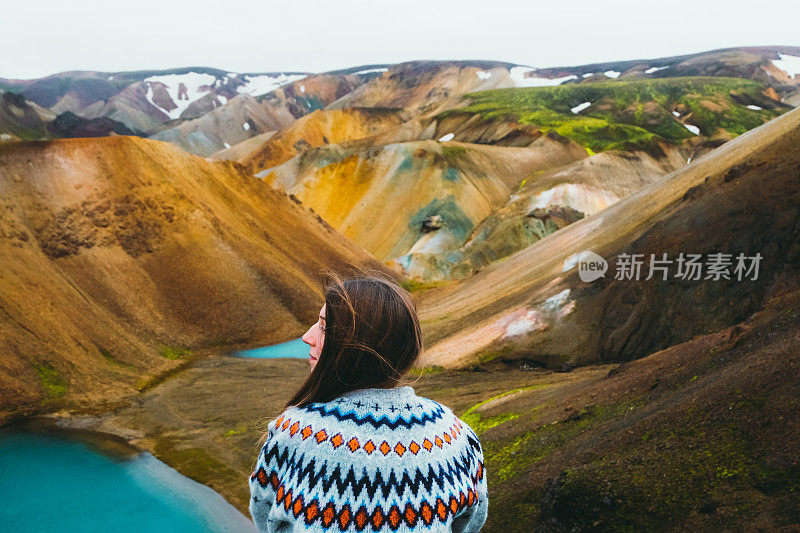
<box><xmin>249</xmin><ymin>386</ymin><xmax>488</xmax><ymax>532</ymax></box>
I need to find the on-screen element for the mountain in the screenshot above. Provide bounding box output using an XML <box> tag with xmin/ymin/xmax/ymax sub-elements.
<box><xmin>240</xmin><ymin>107</ymin><xmax>410</xmax><ymax>172</ymax></box>
<box><xmin>415</xmin><ymin>104</ymin><xmax>800</xmax><ymax>369</ymax></box>
<box><xmin>395</xmin><ymin>146</ymin><xmax>688</xmax><ymax>280</ymax></box>
<box><xmin>259</xmin><ymin>137</ymin><xmax>588</xmax><ymax>263</ymax></box>
<box><xmin>517</xmin><ymin>46</ymin><xmax>800</xmax><ymax>101</ymax></box>
<box><xmin>146</xmin><ymin>73</ymin><xmax>369</xmax><ymax>155</ymax></box>
<box><xmin>212</xmin><ymin>131</ymin><xmax>276</xmax><ymax>161</ymax></box>
<box><xmin>326</xmin><ymin>60</ymin><xmax>518</xmax><ymax>116</ymax></box>
<box><xmin>435</xmin><ymin>77</ymin><xmax>789</xmax><ymax>153</ymax></box>
<box><xmin>0</xmin><ymin>91</ymin><xmax>54</xmax><ymax>141</ymax></box>
<box><xmin>258</xmin><ymin>76</ymin><xmax>789</xmax><ymax>281</ymax></box>
<box><xmin>0</xmin><ymin>135</ymin><xmax>388</xmax><ymax>423</ymax></box>
<box><xmin>0</xmin><ymin>68</ymin><xmax>366</xmax><ymax>138</ymax></box>
<box><xmin>47</xmin><ymin>111</ymin><xmax>140</xmax><ymax>138</ymax></box>
<box><xmin>2</xmin><ymin>47</ymin><xmax>797</xmax><ymax>154</ymax></box>
<box><xmin>147</xmin><ymin>93</ymin><xmax>282</xmax><ymax>156</ymax></box>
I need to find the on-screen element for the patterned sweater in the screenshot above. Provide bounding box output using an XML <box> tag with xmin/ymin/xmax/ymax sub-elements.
<box><xmin>249</xmin><ymin>386</ymin><xmax>488</xmax><ymax>532</ymax></box>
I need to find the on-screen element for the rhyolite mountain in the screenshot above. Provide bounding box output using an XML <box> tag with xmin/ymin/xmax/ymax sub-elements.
<box><xmin>47</xmin><ymin>111</ymin><xmax>141</xmax><ymax>138</ymax></box>
<box><xmin>239</xmin><ymin>107</ymin><xmax>410</xmax><ymax>171</ymax></box>
<box><xmin>148</xmin><ymin>72</ymin><xmax>370</xmax><ymax>156</ymax></box>
<box><xmin>2</xmin><ymin>46</ymin><xmax>797</xmax><ymax>155</ymax></box>
<box><xmin>533</xmin><ymin>45</ymin><xmax>800</xmax><ymax>99</ymax></box>
<box><xmin>416</xmin><ymin>104</ymin><xmax>800</xmax><ymax>369</ymax></box>
<box><xmin>0</xmin><ymin>91</ymin><xmax>54</xmax><ymax>141</ymax></box>
<box><xmin>0</xmin><ymin>67</ymin><xmax>367</xmax><ymax>137</ymax></box>
<box><xmin>0</xmin><ymin>135</ymin><xmax>390</xmax><ymax>423</ymax></box>
<box><xmin>255</xmin><ymin>76</ymin><xmax>790</xmax><ymax>281</ymax></box>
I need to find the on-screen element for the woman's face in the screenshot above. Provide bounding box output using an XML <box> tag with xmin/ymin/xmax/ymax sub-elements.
<box><xmin>301</xmin><ymin>304</ymin><xmax>325</xmax><ymax>369</ymax></box>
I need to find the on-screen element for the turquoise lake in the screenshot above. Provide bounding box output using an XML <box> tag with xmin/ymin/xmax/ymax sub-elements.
<box><xmin>230</xmin><ymin>337</ymin><xmax>307</xmax><ymax>359</ymax></box>
<box><xmin>0</xmin><ymin>428</ymin><xmax>257</xmax><ymax>533</ymax></box>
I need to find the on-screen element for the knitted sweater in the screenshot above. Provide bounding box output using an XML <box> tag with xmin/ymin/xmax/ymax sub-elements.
<box><xmin>249</xmin><ymin>386</ymin><xmax>488</xmax><ymax>532</ymax></box>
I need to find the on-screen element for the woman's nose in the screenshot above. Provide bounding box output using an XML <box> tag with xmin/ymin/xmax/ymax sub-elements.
<box><xmin>302</xmin><ymin>326</ymin><xmax>314</xmax><ymax>345</ymax></box>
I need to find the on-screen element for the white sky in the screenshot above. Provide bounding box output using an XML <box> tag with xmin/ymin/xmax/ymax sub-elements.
<box><xmin>2</xmin><ymin>0</ymin><xmax>799</xmax><ymax>79</ymax></box>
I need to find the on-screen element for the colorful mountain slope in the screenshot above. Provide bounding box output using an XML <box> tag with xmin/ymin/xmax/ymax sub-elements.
<box><xmin>438</xmin><ymin>77</ymin><xmax>789</xmax><ymax>154</ymax></box>
<box><xmin>416</xmin><ymin>105</ymin><xmax>800</xmax><ymax>369</ymax></box>
<box><xmin>0</xmin><ymin>91</ymin><xmax>53</xmax><ymax>140</ymax></box>
<box><xmin>148</xmin><ymin>73</ymin><xmax>368</xmax><ymax>155</ymax></box>
<box><xmin>211</xmin><ymin>131</ymin><xmax>277</xmax><ymax>161</ymax></box>
<box><xmin>0</xmin><ymin>136</ymin><xmax>388</xmax><ymax>423</ymax></box>
<box><xmin>257</xmin><ymin>76</ymin><xmax>787</xmax><ymax>281</ymax></box>
<box><xmin>260</xmin><ymin>137</ymin><xmax>588</xmax><ymax>262</ymax></box>
<box><xmin>521</xmin><ymin>46</ymin><xmax>800</xmax><ymax>100</ymax></box>
<box><xmin>148</xmin><ymin>93</ymin><xmax>285</xmax><ymax>156</ymax></box>
<box><xmin>47</xmin><ymin>111</ymin><xmax>140</xmax><ymax>138</ymax></box>
<box><xmin>0</xmin><ymin>68</ymin><xmax>366</xmax><ymax>141</ymax></box>
<box><xmin>240</xmin><ymin>107</ymin><xmax>409</xmax><ymax>172</ymax></box>
<box><xmin>395</xmin><ymin>146</ymin><xmax>688</xmax><ymax>280</ymax></box>
<box><xmin>326</xmin><ymin>60</ymin><xmax>518</xmax><ymax>116</ymax></box>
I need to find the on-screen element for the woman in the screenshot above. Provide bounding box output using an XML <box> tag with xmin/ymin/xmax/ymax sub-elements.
<box><xmin>248</xmin><ymin>272</ymin><xmax>488</xmax><ymax>532</ymax></box>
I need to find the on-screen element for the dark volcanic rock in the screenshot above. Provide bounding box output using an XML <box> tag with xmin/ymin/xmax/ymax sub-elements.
<box><xmin>47</xmin><ymin>111</ymin><xmax>141</xmax><ymax>138</ymax></box>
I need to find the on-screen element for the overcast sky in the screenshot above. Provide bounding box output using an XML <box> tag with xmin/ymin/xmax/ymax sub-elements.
<box><xmin>2</xmin><ymin>0</ymin><xmax>799</xmax><ymax>79</ymax></box>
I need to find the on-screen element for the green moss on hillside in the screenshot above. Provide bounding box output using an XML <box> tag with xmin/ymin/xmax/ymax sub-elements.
<box><xmin>441</xmin><ymin>144</ymin><xmax>467</xmax><ymax>167</ymax></box>
<box><xmin>35</xmin><ymin>363</ymin><xmax>67</xmax><ymax>399</ymax></box>
<box><xmin>438</xmin><ymin>77</ymin><xmax>785</xmax><ymax>153</ymax></box>
<box><xmin>537</xmin><ymin>402</ymin><xmax>800</xmax><ymax>530</ymax></box>
<box><xmin>158</xmin><ymin>344</ymin><xmax>192</xmax><ymax>360</ymax></box>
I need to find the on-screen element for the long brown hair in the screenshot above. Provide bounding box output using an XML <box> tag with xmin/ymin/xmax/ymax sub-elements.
<box><xmin>287</xmin><ymin>269</ymin><xmax>423</xmax><ymax>408</ymax></box>
<box><xmin>252</xmin><ymin>269</ymin><xmax>422</xmax><ymax>457</ymax></box>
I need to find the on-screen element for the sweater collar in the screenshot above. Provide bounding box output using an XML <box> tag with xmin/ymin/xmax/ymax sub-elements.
<box><xmin>335</xmin><ymin>385</ymin><xmax>416</xmax><ymax>403</ymax></box>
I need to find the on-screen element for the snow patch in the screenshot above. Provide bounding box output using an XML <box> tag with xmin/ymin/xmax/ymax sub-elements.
<box><xmin>504</xmin><ymin>312</ymin><xmax>543</xmax><ymax>337</ymax></box>
<box><xmin>217</xmin><ymin>95</ymin><xmax>227</xmax><ymax>105</ymax></box>
<box><xmin>476</xmin><ymin>70</ymin><xmax>492</xmax><ymax>79</ymax></box>
<box><xmin>542</xmin><ymin>289</ymin><xmax>571</xmax><ymax>312</ymax></box>
<box><xmin>603</xmin><ymin>70</ymin><xmax>621</xmax><ymax>79</ymax></box>
<box><xmin>144</xmin><ymin>71</ymin><xmax>217</xmax><ymax>120</ymax></box>
<box><xmin>107</xmin><ymin>75</ymin><xmax>114</xmax><ymax>80</ymax></box>
<box><xmin>355</xmin><ymin>67</ymin><xmax>388</xmax><ymax>75</ymax></box>
<box><xmin>571</xmin><ymin>101</ymin><xmax>591</xmax><ymax>114</ymax></box>
<box><xmin>224</xmin><ymin>142</ymin><xmax>231</xmax><ymax>149</ymax></box>
<box><xmin>684</xmin><ymin>124</ymin><xmax>700</xmax><ymax>135</ymax></box>
<box><xmin>645</xmin><ymin>65</ymin><xmax>669</xmax><ymax>74</ymax></box>
<box><xmin>582</xmin><ymin>72</ymin><xmax>593</xmax><ymax>78</ymax></box>
<box><xmin>499</xmin><ymin>290</ymin><xmax>575</xmax><ymax>338</ymax></box>
<box><xmin>438</xmin><ymin>133</ymin><xmax>455</xmax><ymax>142</ymax></box>
<box><xmin>500</xmin><ymin>307</ymin><xmax>547</xmax><ymax>338</ymax></box>
<box><xmin>300</xmin><ymin>85</ymin><xmax>306</xmax><ymax>93</ymax></box>
<box><xmin>236</xmin><ymin>73</ymin><xmax>307</xmax><ymax>97</ymax></box>
<box><xmin>672</xmin><ymin>110</ymin><xmax>680</xmax><ymax>117</ymax></box>
<box><xmin>746</xmin><ymin>104</ymin><xmax>762</xmax><ymax>110</ymax></box>
<box><xmin>243</xmin><ymin>122</ymin><xmax>250</xmax><ymax>131</ymax></box>
<box><xmin>772</xmin><ymin>53</ymin><xmax>800</xmax><ymax>79</ymax></box>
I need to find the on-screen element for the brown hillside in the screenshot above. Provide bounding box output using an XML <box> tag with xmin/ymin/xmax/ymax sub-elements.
<box><xmin>0</xmin><ymin>136</ymin><xmax>387</xmax><ymax>422</ymax></box>
<box><xmin>327</xmin><ymin>62</ymin><xmax>515</xmax><ymax>116</ymax></box>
